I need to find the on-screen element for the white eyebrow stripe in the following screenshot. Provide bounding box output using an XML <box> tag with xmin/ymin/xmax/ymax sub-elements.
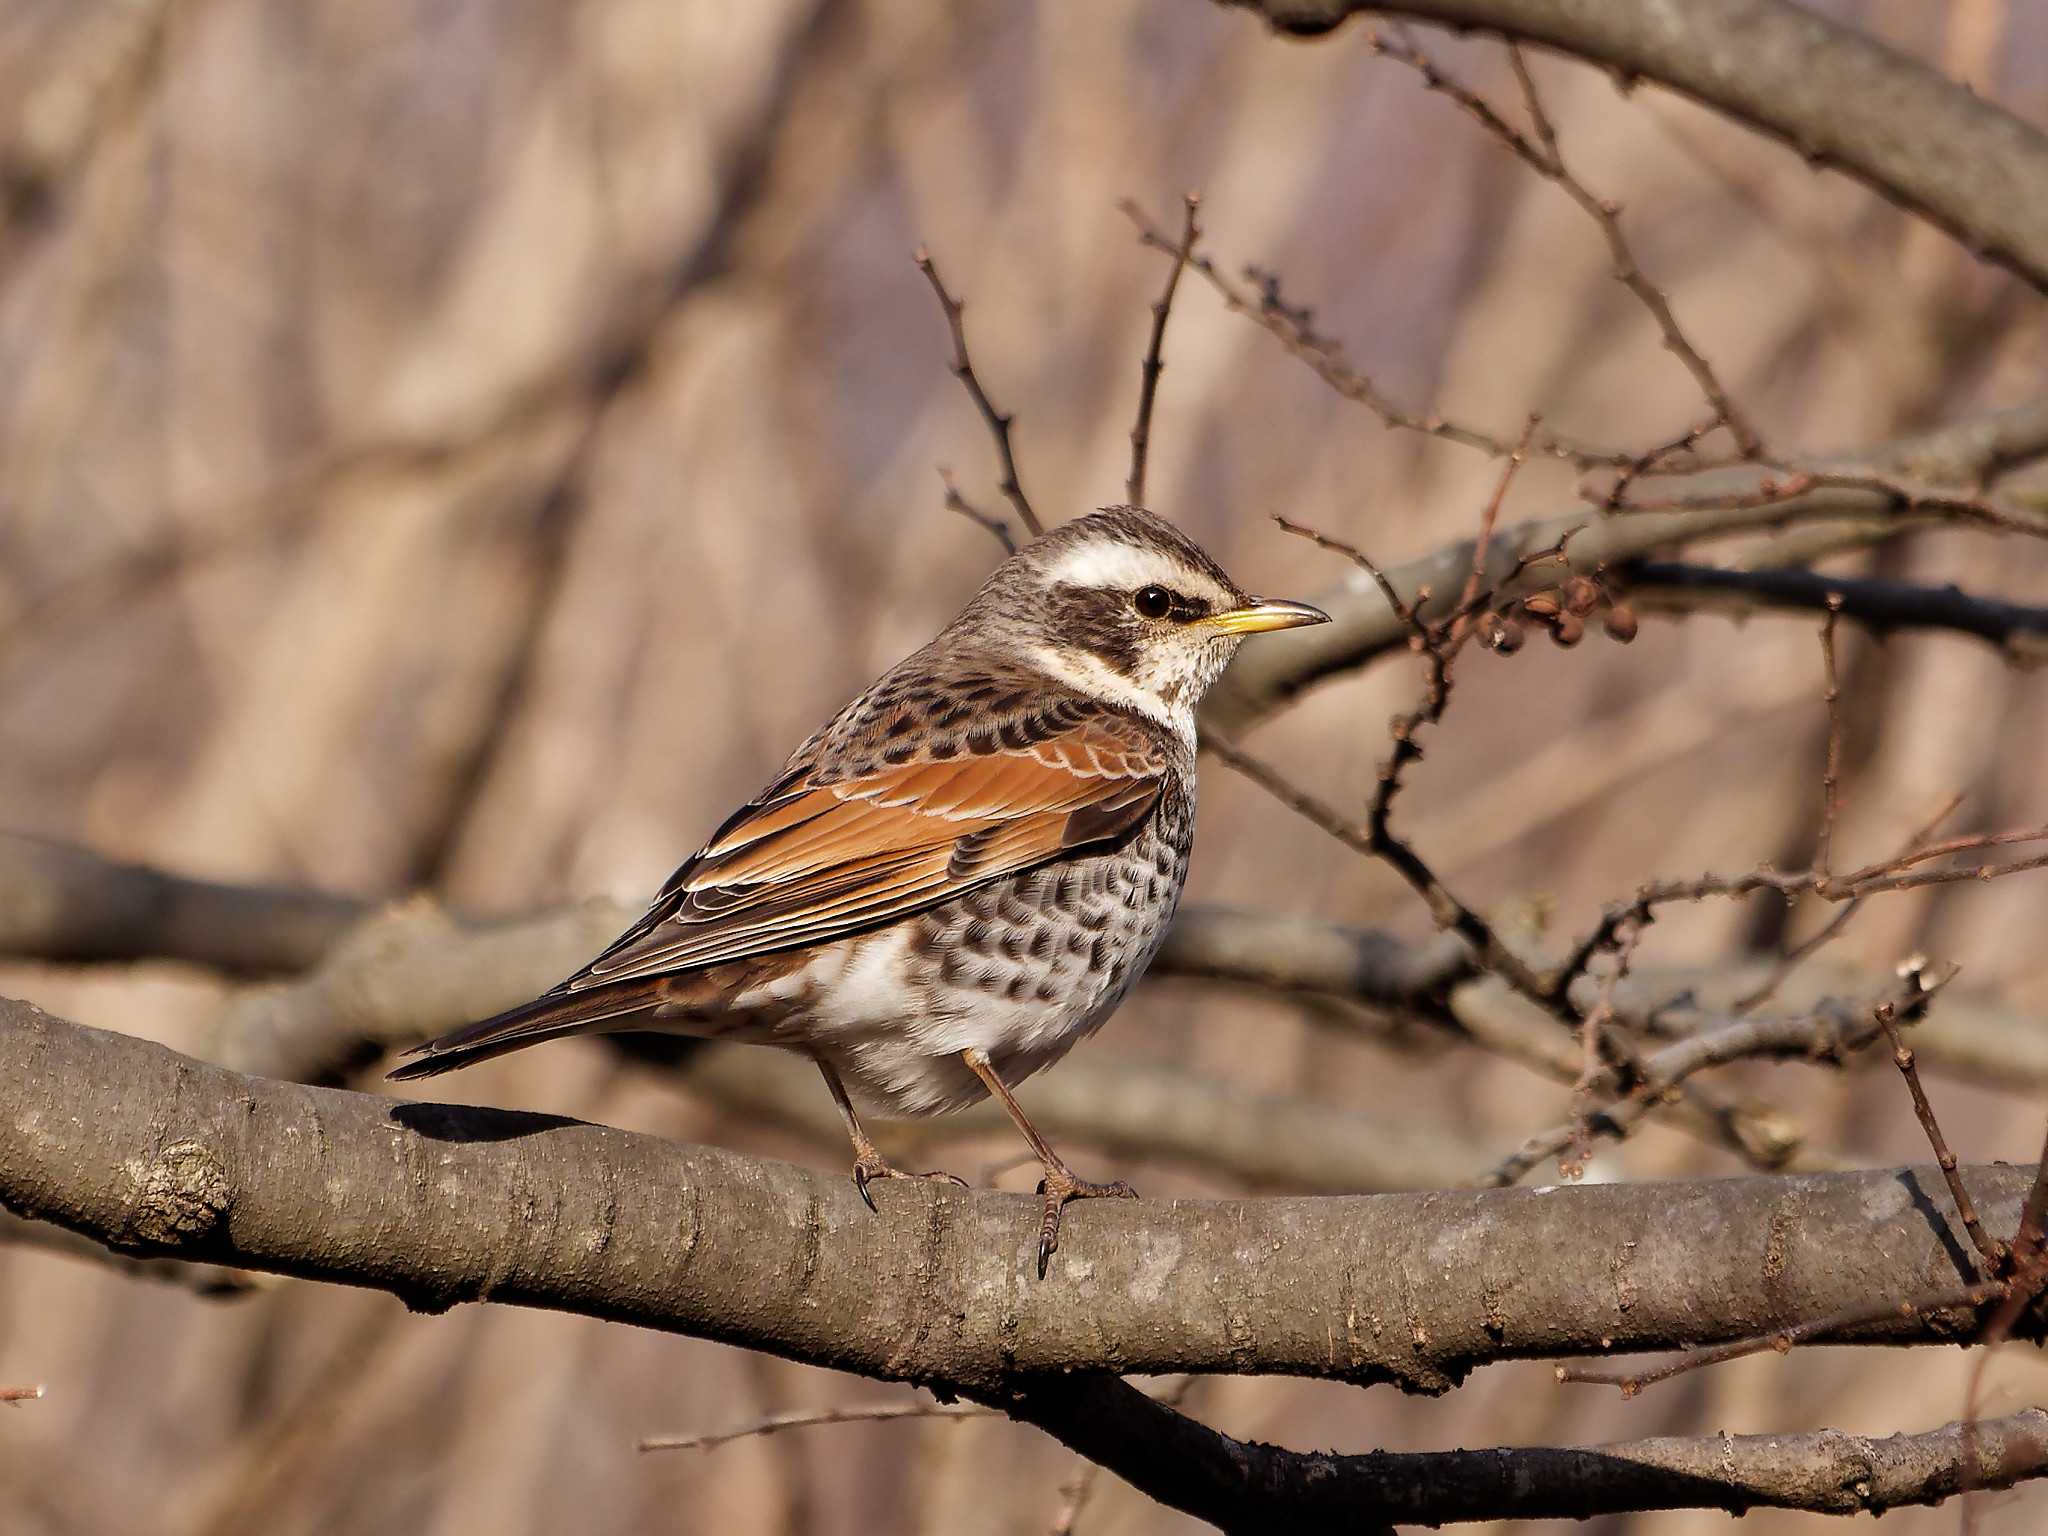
<box><xmin>1041</xmin><ymin>542</ymin><xmax>1188</xmax><ymax>593</ymax></box>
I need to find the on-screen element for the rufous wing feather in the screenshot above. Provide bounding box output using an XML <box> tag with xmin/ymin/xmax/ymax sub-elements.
<box><xmin>566</xmin><ymin>719</ymin><xmax>1165</xmax><ymax>989</ymax></box>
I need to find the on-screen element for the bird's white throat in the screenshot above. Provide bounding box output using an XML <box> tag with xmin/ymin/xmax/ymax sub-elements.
<box><xmin>1026</xmin><ymin>643</ymin><xmax>1195</xmax><ymax>743</ymax></box>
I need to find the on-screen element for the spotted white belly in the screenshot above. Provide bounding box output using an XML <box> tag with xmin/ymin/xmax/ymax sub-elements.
<box><xmin>721</xmin><ymin>818</ymin><xmax>1188</xmax><ymax>1118</ymax></box>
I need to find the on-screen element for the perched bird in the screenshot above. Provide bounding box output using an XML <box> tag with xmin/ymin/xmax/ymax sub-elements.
<box><xmin>391</xmin><ymin>506</ymin><xmax>1328</xmax><ymax>1273</ymax></box>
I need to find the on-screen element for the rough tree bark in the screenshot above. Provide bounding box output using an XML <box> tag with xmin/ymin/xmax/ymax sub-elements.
<box><xmin>5</xmin><ymin>997</ymin><xmax>2042</xmax><ymax>1529</ymax></box>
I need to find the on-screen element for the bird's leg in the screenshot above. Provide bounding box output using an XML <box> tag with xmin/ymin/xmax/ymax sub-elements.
<box><xmin>815</xmin><ymin>1059</ymin><xmax>966</xmax><ymax>1212</ymax></box>
<box><xmin>961</xmin><ymin>1047</ymin><xmax>1137</xmax><ymax>1277</ymax></box>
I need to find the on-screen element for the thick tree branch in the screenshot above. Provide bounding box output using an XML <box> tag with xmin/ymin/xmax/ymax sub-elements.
<box><xmin>646</xmin><ymin>1378</ymin><xmax>2048</xmax><ymax>1526</ymax></box>
<box><xmin>0</xmin><ymin>833</ymin><xmax>1450</xmax><ymax>1005</ymax></box>
<box><xmin>1620</xmin><ymin>561</ymin><xmax>2048</xmax><ymax>665</ymax></box>
<box><xmin>1429</xmin><ymin>1411</ymin><xmax>2048</xmax><ymax>1520</ymax></box>
<box><xmin>7</xmin><ymin>997</ymin><xmax>2048</xmax><ymax>1530</ymax></box>
<box><xmin>1213</xmin><ymin>0</ymin><xmax>2048</xmax><ymax>297</ymax></box>
<box><xmin>1011</xmin><ymin>1392</ymin><xmax>2048</xmax><ymax>1525</ymax></box>
<box><xmin>7</xmin><ymin>998</ymin><xmax>2041</xmax><ymax>1392</ymax></box>
<box><xmin>0</xmin><ymin>834</ymin><xmax>1488</xmax><ymax>1191</ymax></box>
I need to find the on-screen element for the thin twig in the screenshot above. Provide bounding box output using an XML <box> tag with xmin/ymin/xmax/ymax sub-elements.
<box><xmin>914</xmin><ymin>247</ymin><xmax>1041</xmax><ymax>538</ymax></box>
<box><xmin>1448</xmin><ymin>415</ymin><xmax>1537</xmax><ymax>644</ymax></box>
<box><xmin>1685</xmin><ymin>846</ymin><xmax>2048</xmax><ymax>905</ymax></box>
<box><xmin>937</xmin><ymin>466</ymin><xmax>1017</xmax><ymax>555</ymax></box>
<box><xmin>1876</xmin><ymin>1001</ymin><xmax>2007</xmax><ymax>1273</ymax></box>
<box><xmin>1369</xmin><ymin>30</ymin><xmax>1761</xmax><ymax>456</ymax></box>
<box><xmin>1843</xmin><ymin>822</ymin><xmax>2048</xmax><ymax>884</ymax></box>
<box><xmin>638</xmin><ymin>1400</ymin><xmax>994</xmax><ymax>1453</ymax></box>
<box><xmin>1271</xmin><ymin>513</ymin><xmax>1424</xmax><ymax>636</ymax></box>
<box><xmin>1731</xmin><ymin>793</ymin><xmax>1963</xmax><ymax>1014</ymax></box>
<box><xmin>1354</xmin><ymin>427</ymin><xmax>1550</xmax><ymax>1003</ymax></box>
<box><xmin>1601</xmin><ymin>418</ymin><xmax>1718</xmax><ymax>510</ymax></box>
<box><xmin>1</xmin><ymin>1384</ymin><xmax>44</xmax><ymax>1404</ymax></box>
<box><xmin>1563</xmin><ymin>916</ymin><xmax>1642</xmax><ymax>1179</ymax></box>
<box><xmin>1968</xmin><ymin>1124</ymin><xmax>2048</xmax><ymax>1357</ymax></box>
<box><xmin>1608</xmin><ymin>465</ymin><xmax>2048</xmax><ymax>540</ymax></box>
<box><xmin>1559</xmin><ymin>1281</ymin><xmax>2008</xmax><ymax>1395</ymax></box>
<box><xmin>1121</xmin><ymin>193</ymin><xmax>1201</xmax><ymax>507</ymax></box>
<box><xmin>1816</xmin><ymin>597</ymin><xmax>1845</xmax><ymax>878</ymax></box>
<box><xmin>1203</xmin><ymin>730</ymin><xmax>1539</xmax><ymax>1002</ymax></box>
<box><xmin>1556</xmin><ymin>822</ymin><xmax>2048</xmax><ymax>997</ymax></box>
<box><xmin>1730</xmin><ymin>902</ymin><xmax>1860</xmax><ymax>1016</ymax></box>
<box><xmin>1600</xmin><ymin>470</ymin><xmax>1818</xmax><ymax>514</ymax></box>
<box><xmin>1482</xmin><ymin>978</ymin><xmax>1930</xmax><ymax>1188</ymax></box>
<box><xmin>2010</xmin><ymin>1124</ymin><xmax>2048</xmax><ymax>1272</ymax></box>
<box><xmin>1798</xmin><ymin>469</ymin><xmax>2048</xmax><ymax>539</ymax></box>
<box><xmin>1508</xmin><ymin>44</ymin><xmax>1761</xmax><ymax>456</ymax></box>
<box><xmin>1959</xmin><ymin>1124</ymin><xmax>2048</xmax><ymax>1534</ymax></box>
<box><xmin>1119</xmin><ymin>201</ymin><xmax>1632</xmax><ymax>468</ymax></box>
<box><xmin>1257</xmin><ymin>473</ymin><xmax>1789</xmax><ymax>1175</ymax></box>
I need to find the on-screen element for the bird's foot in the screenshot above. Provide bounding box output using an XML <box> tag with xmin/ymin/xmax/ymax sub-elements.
<box><xmin>850</xmin><ymin>1148</ymin><xmax>969</xmax><ymax>1213</ymax></box>
<box><xmin>1034</xmin><ymin>1163</ymin><xmax>1138</xmax><ymax>1278</ymax></box>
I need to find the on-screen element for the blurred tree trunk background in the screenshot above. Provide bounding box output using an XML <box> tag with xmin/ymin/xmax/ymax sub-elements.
<box><xmin>3</xmin><ymin>2</ymin><xmax>2048</xmax><ymax>1532</ymax></box>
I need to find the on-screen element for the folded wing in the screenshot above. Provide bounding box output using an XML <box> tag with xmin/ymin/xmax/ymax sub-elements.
<box><xmin>564</xmin><ymin>717</ymin><xmax>1165</xmax><ymax>990</ymax></box>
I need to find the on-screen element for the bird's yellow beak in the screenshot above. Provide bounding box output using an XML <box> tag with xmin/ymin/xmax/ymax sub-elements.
<box><xmin>1200</xmin><ymin>596</ymin><xmax>1332</xmax><ymax>635</ymax></box>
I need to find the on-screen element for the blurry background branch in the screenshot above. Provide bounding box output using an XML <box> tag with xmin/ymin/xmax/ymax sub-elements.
<box><xmin>0</xmin><ymin>831</ymin><xmax>367</xmax><ymax>974</ymax></box>
<box><xmin>0</xmin><ymin>1206</ymin><xmax>262</xmax><ymax>1299</ymax></box>
<box><xmin>5</xmin><ymin>832</ymin><xmax>2046</xmax><ymax>1192</ymax></box>
<box><xmin>6</xmin><ymin>833</ymin><xmax>2041</xmax><ymax>1102</ymax></box>
<box><xmin>0</xmin><ymin>0</ymin><xmax>178</xmax><ymax>256</ymax></box>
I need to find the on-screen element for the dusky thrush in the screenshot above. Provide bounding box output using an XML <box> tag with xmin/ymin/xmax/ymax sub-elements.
<box><xmin>391</xmin><ymin>506</ymin><xmax>1329</xmax><ymax>1273</ymax></box>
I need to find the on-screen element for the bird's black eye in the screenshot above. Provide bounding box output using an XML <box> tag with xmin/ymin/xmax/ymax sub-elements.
<box><xmin>1132</xmin><ymin>584</ymin><xmax>1173</xmax><ymax>619</ymax></box>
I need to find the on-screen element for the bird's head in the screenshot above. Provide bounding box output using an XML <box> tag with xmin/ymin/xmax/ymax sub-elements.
<box><xmin>963</xmin><ymin>506</ymin><xmax>1330</xmax><ymax>730</ymax></box>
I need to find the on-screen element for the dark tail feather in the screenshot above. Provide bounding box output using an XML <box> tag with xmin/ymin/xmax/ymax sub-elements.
<box><xmin>386</xmin><ymin>979</ymin><xmax>667</xmax><ymax>1082</ymax></box>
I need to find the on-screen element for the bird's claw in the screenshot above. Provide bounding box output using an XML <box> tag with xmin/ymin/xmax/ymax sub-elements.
<box><xmin>851</xmin><ymin>1150</ymin><xmax>967</xmax><ymax>1213</ymax></box>
<box><xmin>1034</xmin><ymin>1166</ymin><xmax>1139</xmax><ymax>1278</ymax></box>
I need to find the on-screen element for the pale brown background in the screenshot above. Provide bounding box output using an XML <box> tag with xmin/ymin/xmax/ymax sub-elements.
<box><xmin>2</xmin><ymin>1</ymin><xmax>2046</xmax><ymax>1532</ymax></box>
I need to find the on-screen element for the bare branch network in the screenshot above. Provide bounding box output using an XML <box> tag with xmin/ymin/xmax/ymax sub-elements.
<box><xmin>1216</xmin><ymin>0</ymin><xmax>2048</xmax><ymax>296</ymax></box>
<box><xmin>12</xmin><ymin>831</ymin><xmax>2048</xmax><ymax>1169</ymax></box>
